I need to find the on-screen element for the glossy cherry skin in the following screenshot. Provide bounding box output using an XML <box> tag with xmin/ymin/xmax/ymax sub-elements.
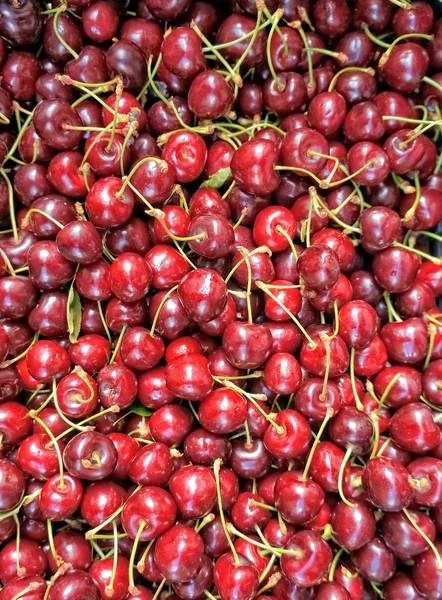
<box><xmin>47</xmin><ymin>531</ymin><xmax>91</xmax><ymax>573</ymax></box>
<box><xmin>383</xmin><ymin>572</ymin><xmax>426</xmax><ymax>600</ymax></box>
<box><xmin>47</xmin><ymin>151</ymin><xmax>96</xmax><ymax>199</ymax></box>
<box><xmin>353</xmin><ymin>537</ymin><xmax>396</xmax><ymax>583</ymax></box>
<box><xmin>177</xmin><ymin>268</ymin><xmax>227</xmax><ymax>323</ymax></box>
<box><xmin>213</xmin><ymin>552</ymin><xmax>260</xmax><ymax>600</ymax></box>
<box><xmin>308</xmin><ymin>91</ymin><xmax>347</xmax><ymax>136</ymax></box>
<box><xmin>382</xmin><ymin>508</ymin><xmax>435</xmax><ymax>560</ymax></box>
<box><xmin>162</xmin><ymin>131</ymin><xmax>207</xmax><ymax>184</ymax></box>
<box><xmin>0</xmin><ymin>459</ymin><xmax>25</xmax><ymax>511</ymax></box>
<box><xmin>55</xmin><ymin>220</ymin><xmax>102</xmax><ymax>266</ymax></box>
<box><xmin>281</xmin><ymin>531</ymin><xmax>332</xmax><ymax>588</ymax></box>
<box><xmin>337</xmin><ymin>300</ymin><xmax>378</xmax><ymax>349</ymax></box>
<box><xmin>263</xmin><ymin>72</ymin><xmax>307</xmax><ymax>118</ymax></box>
<box><xmin>298</xmin><ymin>245</ymin><xmax>340</xmax><ymax>291</ymax></box>
<box><xmin>33</xmin><ymin>99</ymin><xmax>83</xmax><ymax>151</ymax></box>
<box><xmin>389</xmin><ymin>402</ymin><xmax>440</xmax><ymax>454</ymax></box>
<box><xmin>274</xmin><ymin>470</ymin><xmax>324</xmax><ymax>526</ymax></box>
<box><xmin>374</xmin><ymin>366</ymin><xmax>422</xmax><ymax>409</ymax></box>
<box><xmin>331</xmin><ymin>500</ymin><xmax>376</xmax><ymax>551</ymax></box>
<box><xmin>165</xmin><ymin>353</ymin><xmax>213</xmax><ymax>401</ymax></box>
<box><xmin>128</xmin><ymin>442</ymin><xmax>172</xmax><ymax>488</ymax></box>
<box><xmin>85</xmin><ymin>177</ymin><xmax>134</xmax><ymax>229</ymax></box>
<box><xmin>28</xmin><ymin>240</ymin><xmax>76</xmax><ymax>291</ymax></box>
<box><xmin>155</xmin><ymin>525</ymin><xmax>204</xmax><ymax>583</ymax></box>
<box><xmin>381</xmin><ymin>42</ymin><xmax>429</xmax><ymax>94</ymax></box>
<box><xmin>39</xmin><ymin>473</ymin><xmax>83</xmax><ymax>521</ymax></box>
<box><xmin>16</xmin><ymin>433</ymin><xmax>64</xmax><ymax>481</ymax></box>
<box><xmin>106</xmin><ymin>40</ymin><xmax>146</xmax><ymax>92</ymax></box>
<box><xmin>47</xmin><ymin>570</ymin><xmax>100</xmax><ymax>600</ymax></box>
<box><xmin>188</xmin><ymin>69</ymin><xmax>233</xmax><ymax>120</ymax></box>
<box><xmin>222</xmin><ymin>322</ymin><xmax>273</xmax><ymax>370</ymax></box>
<box><xmin>89</xmin><ymin>555</ymin><xmax>129</xmax><ymax>600</ymax></box>
<box><xmin>362</xmin><ymin>456</ymin><xmax>413</xmax><ymax>511</ymax></box>
<box><xmin>253</xmin><ymin>206</ymin><xmax>296</xmax><ymax>252</ymax></box>
<box><xmin>264</xmin><ymin>409</ymin><xmax>311</xmax><ymax>460</ymax></box>
<box><xmin>198</xmin><ymin>387</ymin><xmax>247</xmax><ymax>435</ymax></box>
<box><xmin>169</xmin><ymin>464</ymin><xmax>216</xmax><ymax>520</ymax></box>
<box><xmin>63</xmin><ymin>431</ymin><xmax>117</xmax><ymax>481</ymax></box>
<box><xmin>281</xmin><ymin>127</ymin><xmax>329</xmax><ymax>176</ymax></box>
<box><xmin>413</xmin><ymin>539</ymin><xmax>442</xmax><ymax>598</ymax></box>
<box><xmin>80</xmin><ymin>481</ymin><xmax>126</xmax><ymax>530</ymax></box>
<box><xmin>372</xmin><ymin>246</ymin><xmax>420</xmax><ymax>293</ymax></box>
<box><xmin>149</xmin><ymin>404</ymin><xmax>193</xmax><ymax>448</ymax></box>
<box><xmin>122</xmin><ymin>486</ymin><xmax>177</xmax><ymax>541</ymax></box>
<box><xmin>26</xmin><ymin>340</ymin><xmax>70</xmax><ymax>382</ymax></box>
<box><xmin>229</xmin><ymin>437</ymin><xmax>272</xmax><ymax>480</ymax></box>
<box><xmin>301</xmin><ymin>325</ymin><xmax>350</xmax><ymax>378</ymax></box>
<box><xmin>359</xmin><ymin>206</ymin><xmax>402</xmax><ymax>254</ymax></box>
<box><xmin>346</xmin><ymin>142</ymin><xmax>390</xmax><ymax>186</ymax></box>
<box><xmin>408</xmin><ymin>457</ymin><xmax>442</xmax><ymax>507</ymax></box>
<box><xmin>0</xmin><ymin>538</ymin><xmax>47</xmax><ymax>583</ymax></box>
<box><xmin>380</xmin><ymin>317</ymin><xmax>429</xmax><ymax>365</ymax></box>
<box><xmin>329</xmin><ymin>406</ymin><xmax>374</xmax><ymax>455</ymax></box>
<box><xmin>0</xmin><ymin>0</ymin><xmax>43</xmax><ymax>47</ymax></box>
<box><xmin>0</xmin><ymin>277</ymin><xmax>38</xmax><ymax>319</ymax></box>
<box><xmin>231</xmin><ymin>139</ymin><xmax>280</xmax><ymax>196</ymax></box>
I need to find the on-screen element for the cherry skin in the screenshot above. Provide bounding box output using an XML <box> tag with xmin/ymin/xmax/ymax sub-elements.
<box><xmin>213</xmin><ymin>552</ymin><xmax>260</xmax><ymax>600</ymax></box>
<box><xmin>308</xmin><ymin>91</ymin><xmax>347</xmax><ymax>136</ymax></box>
<box><xmin>362</xmin><ymin>456</ymin><xmax>413</xmax><ymax>511</ymax></box>
<box><xmin>26</xmin><ymin>340</ymin><xmax>70</xmax><ymax>382</ymax></box>
<box><xmin>85</xmin><ymin>177</ymin><xmax>134</xmax><ymax>229</ymax></box>
<box><xmin>47</xmin><ymin>570</ymin><xmax>100</xmax><ymax>600</ymax></box>
<box><xmin>178</xmin><ymin>268</ymin><xmax>227</xmax><ymax>323</ymax></box>
<box><xmin>0</xmin><ymin>459</ymin><xmax>25</xmax><ymax>511</ymax></box>
<box><xmin>264</xmin><ymin>409</ymin><xmax>311</xmax><ymax>460</ymax></box>
<box><xmin>281</xmin><ymin>127</ymin><xmax>329</xmax><ymax>176</ymax></box>
<box><xmin>381</xmin><ymin>42</ymin><xmax>429</xmax><ymax>94</ymax></box>
<box><xmin>89</xmin><ymin>556</ymin><xmax>129</xmax><ymax>600</ymax></box>
<box><xmin>373</xmin><ymin>246</ymin><xmax>421</xmax><ymax>293</ymax></box>
<box><xmin>63</xmin><ymin>431</ymin><xmax>117</xmax><ymax>481</ymax></box>
<box><xmin>263</xmin><ymin>352</ymin><xmax>302</xmax><ymax>395</ymax></box>
<box><xmin>188</xmin><ymin>70</ymin><xmax>233</xmax><ymax>120</ymax></box>
<box><xmin>382</xmin><ymin>508</ymin><xmax>436</xmax><ymax>559</ymax></box>
<box><xmin>149</xmin><ymin>404</ymin><xmax>193</xmax><ymax>448</ymax></box>
<box><xmin>199</xmin><ymin>387</ymin><xmax>247</xmax><ymax>435</ymax></box>
<box><xmin>0</xmin><ymin>538</ymin><xmax>47</xmax><ymax>583</ymax></box>
<box><xmin>231</xmin><ymin>139</ymin><xmax>280</xmax><ymax>196</ymax></box>
<box><xmin>162</xmin><ymin>131</ymin><xmax>207</xmax><ymax>184</ymax></box>
<box><xmin>337</xmin><ymin>300</ymin><xmax>378</xmax><ymax>349</ymax></box>
<box><xmin>298</xmin><ymin>245</ymin><xmax>340</xmax><ymax>291</ymax></box>
<box><xmin>33</xmin><ymin>99</ymin><xmax>83</xmax><ymax>151</ymax></box>
<box><xmin>155</xmin><ymin>525</ymin><xmax>204</xmax><ymax>583</ymax></box>
<box><xmin>380</xmin><ymin>317</ymin><xmax>429</xmax><ymax>365</ymax></box>
<box><xmin>253</xmin><ymin>206</ymin><xmax>296</xmax><ymax>252</ymax></box>
<box><xmin>122</xmin><ymin>486</ymin><xmax>177</xmax><ymax>541</ymax></box>
<box><xmin>331</xmin><ymin>500</ymin><xmax>377</xmax><ymax>551</ymax></box>
<box><xmin>281</xmin><ymin>531</ymin><xmax>332</xmax><ymax>588</ymax></box>
<box><xmin>39</xmin><ymin>473</ymin><xmax>83</xmax><ymax>521</ymax></box>
<box><xmin>222</xmin><ymin>322</ymin><xmax>273</xmax><ymax>370</ymax></box>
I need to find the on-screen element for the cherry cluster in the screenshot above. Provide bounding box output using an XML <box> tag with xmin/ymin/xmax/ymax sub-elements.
<box><xmin>1</xmin><ymin>0</ymin><xmax>442</xmax><ymax>598</ymax></box>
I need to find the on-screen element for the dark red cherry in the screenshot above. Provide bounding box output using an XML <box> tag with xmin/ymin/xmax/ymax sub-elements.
<box><xmin>222</xmin><ymin>322</ymin><xmax>273</xmax><ymax>370</ymax></box>
<box><xmin>381</xmin><ymin>42</ymin><xmax>429</xmax><ymax>94</ymax></box>
<box><xmin>63</xmin><ymin>431</ymin><xmax>117</xmax><ymax>481</ymax></box>
<box><xmin>231</xmin><ymin>139</ymin><xmax>280</xmax><ymax>196</ymax></box>
<box><xmin>281</xmin><ymin>531</ymin><xmax>332</xmax><ymax>588</ymax></box>
<box><xmin>362</xmin><ymin>456</ymin><xmax>413</xmax><ymax>511</ymax></box>
<box><xmin>372</xmin><ymin>246</ymin><xmax>420</xmax><ymax>293</ymax></box>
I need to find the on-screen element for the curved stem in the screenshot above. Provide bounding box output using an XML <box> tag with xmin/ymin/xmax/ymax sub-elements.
<box><xmin>328</xmin><ymin>67</ymin><xmax>374</xmax><ymax>92</ymax></box>
<box><xmin>117</xmin><ymin>156</ymin><xmax>169</xmax><ymax>198</ymax></box>
<box><xmin>53</xmin><ymin>7</ymin><xmax>79</xmax><ymax>60</ymax></box>
<box><xmin>31</xmin><ymin>413</ymin><xmax>65</xmax><ymax>488</ymax></box>
<box><xmin>338</xmin><ymin>445</ymin><xmax>357</xmax><ymax>508</ymax></box>
<box><xmin>150</xmin><ymin>285</ymin><xmax>179</xmax><ymax>336</ymax></box>
<box><xmin>301</xmin><ymin>408</ymin><xmax>334</xmax><ymax>481</ymax></box>
<box><xmin>128</xmin><ymin>520</ymin><xmax>146</xmax><ymax>594</ymax></box>
<box><xmin>329</xmin><ymin>548</ymin><xmax>345</xmax><ymax>581</ymax></box>
<box><xmin>363</xmin><ymin>25</ymin><xmax>390</xmax><ymax>48</ymax></box>
<box><xmin>393</xmin><ymin>240</ymin><xmax>442</xmax><ymax>265</ymax></box>
<box><xmin>214</xmin><ymin>459</ymin><xmax>240</xmax><ymax>565</ymax></box>
<box><xmin>403</xmin><ymin>508</ymin><xmax>442</xmax><ymax>570</ymax></box>
<box><xmin>350</xmin><ymin>348</ymin><xmax>364</xmax><ymax>411</ymax></box>
<box><xmin>109</xmin><ymin>326</ymin><xmax>126</xmax><ymax>365</ymax></box>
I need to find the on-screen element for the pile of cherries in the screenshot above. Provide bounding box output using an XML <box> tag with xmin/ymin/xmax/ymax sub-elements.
<box><xmin>2</xmin><ymin>0</ymin><xmax>442</xmax><ymax>598</ymax></box>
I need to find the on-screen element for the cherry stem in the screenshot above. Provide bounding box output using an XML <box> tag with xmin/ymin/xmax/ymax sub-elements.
<box><xmin>128</xmin><ymin>520</ymin><xmax>146</xmax><ymax>595</ymax></box>
<box><xmin>328</xmin><ymin>547</ymin><xmax>345</xmax><ymax>582</ymax></box>
<box><xmin>291</xmin><ymin>22</ymin><xmax>314</xmax><ymax>89</ymax></box>
<box><xmin>363</xmin><ymin>25</ymin><xmax>390</xmax><ymax>48</ymax></box>
<box><xmin>258</xmin><ymin>557</ymin><xmax>279</xmax><ymax>588</ymax></box>
<box><xmin>301</xmin><ymin>191</ymin><xmax>314</xmax><ymax>247</ymax></box>
<box><xmin>256</xmin><ymin>281</ymin><xmax>317</xmax><ymax>347</ymax></box>
<box><xmin>117</xmin><ymin>156</ymin><xmax>169</xmax><ymax>198</ymax></box>
<box><xmin>79</xmin><ymin>121</ymin><xmax>115</xmax><ymax>170</ymax></box>
<box><xmin>238</xmin><ymin>248</ymin><xmax>254</xmax><ymax>325</ymax></box>
<box><xmin>225</xmin><ymin>246</ymin><xmax>272</xmax><ymax>284</ymax></box>
<box><xmin>338</xmin><ymin>445</ymin><xmax>357</xmax><ymax>507</ymax></box>
<box><xmin>30</xmin><ymin>413</ymin><xmax>65</xmax><ymax>488</ymax></box>
<box><xmin>328</xmin><ymin>67</ymin><xmax>374</xmax><ymax>92</ymax></box>
<box><xmin>214</xmin><ymin>458</ymin><xmax>240</xmax><ymax>565</ymax></box>
<box><xmin>350</xmin><ymin>348</ymin><xmax>364</xmax><ymax>411</ymax></box>
<box><xmin>137</xmin><ymin>538</ymin><xmax>155</xmax><ymax>573</ymax></box>
<box><xmin>233</xmin><ymin>208</ymin><xmax>248</xmax><ymax>230</ymax></box>
<box><xmin>56</xmin><ymin>76</ymin><xmax>116</xmax><ymax>116</ymax></box>
<box><xmin>369</xmin><ymin>412</ymin><xmax>380</xmax><ymax>459</ymax></box>
<box><xmin>0</xmin><ymin>331</ymin><xmax>39</xmax><ymax>369</ymax></box>
<box><xmin>377</xmin><ymin>437</ymin><xmax>391</xmax><ymax>457</ymax></box>
<box><xmin>275</xmin><ymin>164</ymin><xmax>321</xmax><ymax>185</ymax></box>
<box><xmin>251</xmin><ymin>500</ymin><xmax>277</xmax><ymax>512</ymax></box>
<box><xmin>11</xmin><ymin>581</ymin><xmax>43</xmax><ymax>600</ymax></box>
<box><xmin>47</xmin><ymin>518</ymin><xmax>59</xmax><ymax>566</ymax></box>
<box><xmin>0</xmin><ymin>248</ymin><xmax>16</xmax><ymax>277</ymax></box>
<box><xmin>52</xmin><ymin>378</ymin><xmax>91</xmax><ymax>433</ymax></box>
<box><xmin>275</xmin><ymin>225</ymin><xmax>299</xmax><ymax>260</ymax></box>
<box><xmin>229</xmin><ymin>8</ymin><xmax>263</xmax><ymax>84</ymax></box>
<box><xmin>191</xmin><ymin>21</ymin><xmax>242</xmax><ymax>86</ymax></box>
<box><xmin>223</xmin><ymin>379</ymin><xmax>284</xmax><ymax>433</ymax></box>
<box><xmin>85</xmin><ymin>485</ymin><xmax>143</xmax><ymax>539</ymax></box>
<box><xmin>109</xmin><ymin>325</ymin><xmax>126</xmax><ymax>365</ymax></box>
<box><xmin>329</xmin><ymin>301</ymin><xmax>340</xmax><ymax>341</ymax></box>
<box><xmin>13</xmin><ymin>514</ymin><xmax>24</xmax><ymax>578</ymax></box>
<box><xmin>302</xmin><ymin>408</ymin><xmax>334</xmax><ymax>481</ymax></box>
<box><xmin>381</xmin><ymin>32</ymin><xmax>433</xmax><ymax>62</ymax></box>
<box><xmin>24</xmin><ymin>208</ymin><xmax>64</xmax><ymax>230</ymax></box>
<box><xmin>383</xmin><ymin>292</ymin><xmax>403</xmax><ymax>323</ymax></box>
<box><xmin>320</xmin><ymin>334</ymin><xmax>331</xmax><ymax>400</ymax></box>
<box><xmin>120</xmin><ymin>121</ymin><xmax>138</xmax><ymax>177</ymax></box>
<box><xmin>147</xmin><ymin>209</ymin><xmax>205</xmax><ymax>242</ymax></box>
<box><xmin>424</xmin><ymin>312</ymin><xmax>442</xmax><ymax>328</ymax></box>
<box><xmin>403</xmin><ymin>508</ymin><xmax>442</xmax><ymax>571</ymax></box>
<box><xmin>53</xmin><ymin>3</ymin><xmax>79</xmax><ymax>60</ymax></box>
<box><xmin>266</xmin><ymin>9</ymin><xmax>285</xmax><ymax>89</ymax></box>
<box><xmin>308</xmin><ymin>187</ymin><xmax>361</xmax><ymax>234</ymax></box>
<box><xmin>424</xmin><ymin>324</ymin><xmax>437</xmax><ymax>370</ymax></box>
<box><xmin>421</xmin><ymin>394</ymin><xmax>442</xmax><ymax>413</ymax></box>
<box><xmin>97</xmin><ymin>300</ymin><xmax>112</xmax><ymax>344</ymax></box>
<box><xmin>393</xmin><ymin>240</ymin><xmax>442</xmax><ymax>265</ymax></box>
<box><xmin>150</xmin><ymin>285</ymin><xmax>179</xmax><ymax>337</ymax></box>
<box><xmin>0</xmin><ymin>169</ymin><xmax>18</xmax><ymax>242</ymax></box>
<box><xmin>379</xmin><ymin>373</ymin><xmax>401</xmax><ymax>411</ymax></box>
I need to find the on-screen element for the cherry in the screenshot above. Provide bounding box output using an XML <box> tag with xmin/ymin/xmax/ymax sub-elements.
<box><xmin>362</xmin><ymin>456</ymin><xmax>413</xmax><ymax>511</ymax></box>
<box><xmin>408</xmin><ymin>457</ymin><xmax>442</xmax><ymax>507</ymax></box>
<box><xmin>298</xmin><ymin>245</ymin><xmax>340</xmax><ymax>291</ymax></box>
<box><xmin>26</xmin><ymin>340</ymin><xmax>70</xmax><ymax>382</ymax></box>
<box><xmin>0</xmin><ymin>0</ymin><xmax>43</xmax><ymax>47</ymax></box>
<box><xmin>308</xmin><ymin>91</ymin><xmax>347</xmax><ymax>136</ymax></box>
<box><xmin>122</xmin><ymin>486</ymin><xmax>177</xmax><ymax>541</ymax></box>
<box><xmin>89</xmin><ymin>555</ymin><xmax>129</xmax><ymax>600</ymax></box>
<box><xmin>281</xmin><ymin>531</ymin><xmax>332</xmax><ymax>588</ymax></box>
<box><xmin>188</xmin><ymin>70</ymin><xmax>234</xmax><ymax>120</ymax></box>
<box><xmin>85</xmin><ymin>132</ymin><xmax>130</xmax><ymax>178</ymax></box>
<box><xmin>263</xmin><ymin>72</ymin><xmax>308</xmax><ymax>118</ymax></box>
<box><xmin>337</xmin><ymin>300</ymin><xmax>378</xmax><ymax>349</ymax></box>
<box><xmin>120</xmin><ymin>17</ymin><xmax>163</xmax><ymax>58</ymax></box>
<box><xmin>331</xmin><ymin>500</ymin><xmax>376</xmax><ymax>551</ymax></box>
<box><xmin>382</xmin><ymin>508</ymin><xmax>435</xmax><ymax>559</ymax></box>
<box><xmin>47</xmin><ymin>570</ymin><xmax>100</xmax><ymax>600</ymax></box>
<box><xmin>149</xmin><ymin>404</ymin><xmax>193</xmax><ymax>448</ymax></box>
<box><xmin>43</xmin><ymin>13</ymin><xmax>83</xmax><ymax>64</ymax></box>
<box><xmin>199</xmin><ymin>387</ymin><xmax>247</xmax><ymax>435</ymax></box>
<box><xmin>384</xmin><ymin>572</ymin><xmax>426</xmax><ymax>600</ymax></box>
<box><xmin>48</xmin><ymin>151</ymin><xmax>96</xmax><ymax>199</ymax></box>
<box><xmin>63</xmin><ymin>431</ymin><xmax>117</xmax><ymax>481</ymax></box>
<box><xmin>231</xmin><ymin>138</ymin><xmax>280</xmax><ymax>195</ymax></box>
<box><xmin>301</xmin><ymin>325</ymin><xmax>350</xmax><ymax>378</ymax></box>
<box><xmin>222</xmin><ymin>322</ymin><xmax>273</xmax><ymax>370</ymax></box>
<box><xmin>373</xmin><ymin>246</ymin><xmax>421</xmax><ymax>293</ymax></box>
<box><xmin>106</xmin><ymin>40</ymin><xmax>146</xmax><ymax>92</ymax></box>
<box><xmin>281</xmin><ymin>127</ymin><xmax>329</xmax><ymax>176</ymax></box>
<box><xmin>229</xmin><ymin>437</ymin><xmax>272</xmax><ymax>480</ymax></box>
<box><xmin>216</xmin><ymin>14</ymin><xmax>267</xmax><ymax>67</ymax></box>
<box><xmin>47</xmin><ymin>530</ymin><xmax>92</xmax><ymax>573</ymax></box>
<box><xmin>213</xmin><ymin>552</ymin><xmax>259</xmax><ymax>600</ymax></box>
<box><xmin>155</xmin><ymin>525</ymin><xmax>204</xmax><ymax>583</ymax></box>
<box><xmin>413</xmin><ymin>539</ymin><xmax>442</xmax><ymax>598</ymax></box>
<box><xmin>85</xmin><ymin>176</ymin><xmax>134</xmax><ymax>229</ymax></box>
<box><xmin>359</xmin><ymin>206</ymin><xmax>402</xmax><ymax>253</ymax></box>
<box><xmin>381</xmin><ymin>43</ymin><xmax>429</xmax><ymax>94</ymax></box>
<box><xmin>40</xmin><ymin>473</ymin><xmax>83</xmax><ymax>521</ymax></box>
<box><xmin>56</xmin><ymin>220</ymin><xmax>102</xmax><ymax>265</ymax></box>
<box><xmin>177</xmin><ymin>268</ymin><xmax>227</xmax><ymax>323</ymax></box>
<box><xmin>82</xmin><ymin>1</ymin><xmax>119</xmax><ymax>43</ymax></box>
<box><xmin>0</xmin><ymin>458</ymin><xmax>25</xmax><ymax>510</ymax></box>
<box><xmin>380</xmin><ymin>317</ymin><xmax>429</xmax><ymax>365</ymax></box>
<box><xmin>33</xmin><ymin>99</ymin><xmax>83</xmax><ymax>151</ymax></box>
<box><xmin>0</xmin><ymin>538</ymin><xmax>47</xmax><ymax>583</ymax></box>
<box><xmin>253</xmin><ymin>206</ymin><xmax>296</xmax><ymax>252</ymax></box>
<box><xmin>0</xmin><ymin>276</ymin><xmax>39</xmax><ymax>319</ymax></box>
